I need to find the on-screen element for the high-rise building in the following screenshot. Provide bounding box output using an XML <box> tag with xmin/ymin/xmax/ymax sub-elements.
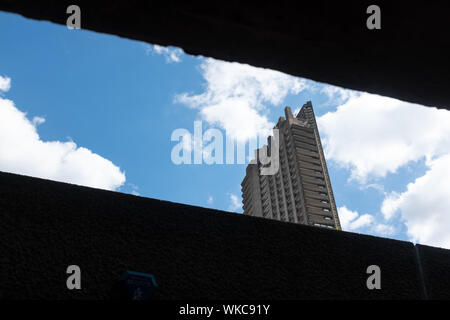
<box><xmin>241</xmin><ymin>101</ymin><xmax>341</xmax><ymax>230</ymax></box>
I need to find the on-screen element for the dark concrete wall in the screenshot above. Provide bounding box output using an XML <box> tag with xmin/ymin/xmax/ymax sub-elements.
<box><xmin>1</xmin><ymin>171</ymin><xmax>449</xmax><ymax>299</ymax></box>
<box><xmin>0</xmin><ymin>1</ymin><xmax>449</xmax><ymax>110</ymax></box>
<box><xmin>416</xmin><ymin>245</ymin><xmax>450</xmax><ymax>299</ymax></box>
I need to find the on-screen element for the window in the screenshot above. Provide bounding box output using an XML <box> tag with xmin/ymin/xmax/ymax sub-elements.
<box><xmin>313</xmin><ymin>223</ymin><xmax>333</xmax><ymax>229</ymax></box>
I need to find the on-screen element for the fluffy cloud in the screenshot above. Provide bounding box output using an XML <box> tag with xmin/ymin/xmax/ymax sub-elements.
<box><xmin>127</xmin><ymin>183</ymin><xmax>140</xmax><ymax>196</ymax></box>
<box><xmin>339</xmin><ymin>206</ymin><xmax>374</xmax><ymax>231</ymax></box>
<box><xmin>228</xmin><ymin>193</ymin><xmax>242</xmax><ymax>212</ymax></box>
<box><xmin>338</xmin><ymin>206</ymin><xmax>396</xmax><ymax>237</ymax></box>
<box><xmin>319</xmin><ymin>91</ymin><xmax>450</xmax><ymax>247</ymax></box>
<box><xmin>0</xmin><ymin>82</ymin><xmax>126</xmax><ymax>191</ymax></box>
<box><xmin>0</xmin><ymin>75</ymin><xmax>11</xmax><ymax>92</ymax></box>
<box><xmin>318</xmin><ymin>93</ymin><xmax>450</xmax><ymax>182</ymax></box>
<box><xmin>381</xmin><ymin>155</ymin><xmax>450</xmax><ymax>248</ymax></box>
<box><xmin>320</xmin><ymin>85</ymin><xmax>358</xmax><ymax>106</ymax></box>
<box><xmin>176</xmin><ymin>58</ymin><xmax>309</xmax><ymax>142</ymax></box>
<box><xmin>145</xmin><ymin>44</ymin><xmax>183</xmax><ymax>63</ymax></box>
<box><xmin>32</xmin><ymin>116</ymin><xmax>45</xmax><ymax>126</ymax></box>
<box><xmin>372</xmin><ymin>223</ymin><xmax>397</xmax><ymax>237</ymax></box>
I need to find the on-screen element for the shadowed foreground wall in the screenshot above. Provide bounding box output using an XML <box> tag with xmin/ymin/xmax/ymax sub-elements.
<box><xmin>0</xmin><ymin>171</ymin><xmax>449</xmax><ymax>299</ymax></box>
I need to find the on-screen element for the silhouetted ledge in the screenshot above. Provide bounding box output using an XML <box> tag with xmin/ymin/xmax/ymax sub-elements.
<box><xmin>3</xmin><ymin>171</ymin><xmax>449</xmax><ymax>299</ymax></box>
<box><xmin>0</xmin><ymin>1</ymin><xmax>449</xmax><ymax>110</ymax></box>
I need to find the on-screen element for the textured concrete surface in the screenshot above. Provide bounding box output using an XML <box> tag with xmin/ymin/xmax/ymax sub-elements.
<box><xmin>0</xmin><ymin>171</ymin><xmax>434</xmax><ymax>299</ymax></box>
<box><xmin>417</xmin><ymin>245</ymin><xmax>450</xmax><ymax>299</ymax></box>
<box><xmin>0</xmin><ymin>1</ymin><xmax>449</xmax><ymax>109</ymax></box>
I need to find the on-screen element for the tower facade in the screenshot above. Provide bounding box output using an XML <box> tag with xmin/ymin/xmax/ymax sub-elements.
<box><xmin>241</xmin><ymin>101</ymin><xmax>341</xmax><ymax>230</ymax></box>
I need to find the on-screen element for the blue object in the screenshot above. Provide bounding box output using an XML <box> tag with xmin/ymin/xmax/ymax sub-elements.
<box><xmin>118</xmin><ymin>270</ymin><xmax>158</xmax><ymax>300</ymax></box>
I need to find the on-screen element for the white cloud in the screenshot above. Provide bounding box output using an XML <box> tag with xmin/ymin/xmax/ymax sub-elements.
<box><xmin>0</xmin><ymin>83</ymin><xmax>126</xmax><ymax>191</ymax></box>
<box><xmin>32</xmin><ymin>116</ymin><xmax>45</xmax><ymax>126</ymax></box>
<box><xmin>320</xmin><ymin>85</ymin><xmax>359</xmax><ymax>106</ymax></box>
<box><xmin>319</xmin><ymin>91</ymin><xmax>450</xmax><ymax>247</ymax></box>
<box><xmin>380</xmin><ymin>191</ymin><xmax>401</xmax><ymax>220</ymax></box>
<box><xmin>338</xmin><ymin>206</ymin><xmax>396</xmax><ymax>237</ymax></box>
<box><xmin>127</xmin><ymin>183</ymin><xmax>140</xmax><ymax>196</ymax></box>
<box><xmin>145</xmin><ymin>44</ymin><xmax>183</xmax><ymax>63</ymax></box>
<box><xmin>338</xmin><ymin>206</ymin><xmax>374</xmax><ymax>231</ymax></box>
<box><xmin>0</xmin><ymin>75</ymin><xmax>11</xmax><ymax>92</ymax></box>
<box><xmin>207</xmin><ymin>196</ymin><xmax>214</xmax><ymax>205</ymax></box>
<box><xmin>175</xmin><ymin>58</ymin><xmax>309</xmax><ymax>142</ymax></box>
<box><xmin>373</xmin><ymin>223</ymin><xmax>396</xmax><ymax>237</ymax></box>
<box><xmin>363</xmin><ymin>183</ymin><xmax>385</xmax><ymax>194</ymax></box>
<box><xmin>381</xmin><ymin>154</ymin><xmax>450</xmax><ymax>248</ymax></box>
<box><xmin>228</xmin><ymin>193</ymin><xmax>242</xmax><ymax>212</ymax></box>
<box><xmin>318</xmin><ymin>93</ymin><xmax>450</xmax><ymax>183</ymax></box>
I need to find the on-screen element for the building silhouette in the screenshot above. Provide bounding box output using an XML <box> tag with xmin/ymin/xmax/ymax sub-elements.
<box><xmin>241</xmin><ymin>101</ymin><xmax>341</xmax><ymax>230</ymax></box>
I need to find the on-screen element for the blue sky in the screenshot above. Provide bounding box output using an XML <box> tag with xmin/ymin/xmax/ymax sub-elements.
<box><xmin>1</xmin><ymin>11</ymin><xmax>450</xmax><ymax>249</ymax></box>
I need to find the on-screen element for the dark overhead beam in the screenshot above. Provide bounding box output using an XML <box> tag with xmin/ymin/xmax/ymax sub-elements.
<box><xmin>1</xmin><ymin>1</ymin><xmax>449</xmax><ymax>110</ymax></box>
